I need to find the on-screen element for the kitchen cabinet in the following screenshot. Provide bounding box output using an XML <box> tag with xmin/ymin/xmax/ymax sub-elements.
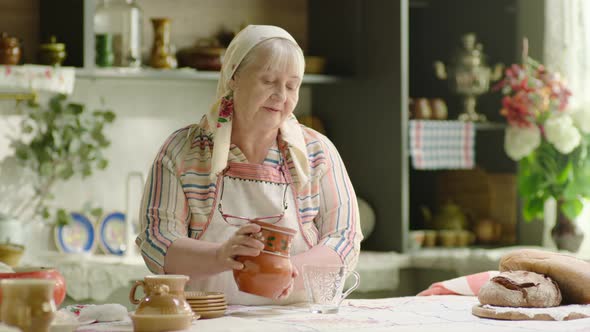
<box><xmin>308</xmin><ymin>0</ymin><xmax>547</xmax><ymax>252</ymax></box>
<box><xmin>35</xmin><ymin>0</ymin><xmax>537</xmax><ymax>253</ymax></box>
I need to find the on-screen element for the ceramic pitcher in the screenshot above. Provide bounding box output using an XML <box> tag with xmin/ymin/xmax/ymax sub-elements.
<box><xmin>129</xmin><ymin>274</ymin><xmax>192</xmax><ymax>315</ymax></box>
<box><xmin>233</xmin><ymin>219</ymin><xmax>297</xmax><ymax>298</ymax></box>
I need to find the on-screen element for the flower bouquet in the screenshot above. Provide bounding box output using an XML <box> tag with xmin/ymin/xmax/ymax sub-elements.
<box><xmin>497</xmin><ymin>53</ymin><xmax>590</xmax><ymax>225</ymax></box>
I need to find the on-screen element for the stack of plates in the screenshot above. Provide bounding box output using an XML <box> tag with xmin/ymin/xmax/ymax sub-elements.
<box><xmin>184</xmin><ymin>291</ymin><xmax>227</xmax><ymax>319</ymax></box>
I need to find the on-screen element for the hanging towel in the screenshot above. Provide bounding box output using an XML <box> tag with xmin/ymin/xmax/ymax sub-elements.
<box><xmin>409</xmin><ymin>120</ymin><xmax>476</xmax><ymax>170</ymax></box>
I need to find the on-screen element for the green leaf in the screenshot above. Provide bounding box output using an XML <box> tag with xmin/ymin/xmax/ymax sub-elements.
<box><xmin>102</xmin><ymin>111</ymin><xmax>116</xmax><ymax>123</ymax></box>
<box><xmin>523</xmin><ymin>198</ymin><xmax>545</xmax><ymax>222</ymax></box>
<box><xmin>82</xmin><ymin>165</ymin><xmax>92</xmax><ymax>177</ymax></box>
<box><xmin>55</xmin><ymin>209</ymin><xmax>71</xmax><ymax>226</ymax></box>
<box><xmin>23</xmin><ymin>124</ymin><xmax>34</xmax><ymax>134</ymax></box>
<box><xmin>561</xmin><ymin>199</ymin><xmax>584</xmax><ymax>220</ymax></box>
<box><xmin>58</xmin><ymin>164</ymin><xmax>75</xmax><ymax>179</ymax></box>
<box><xmin>518</xmin><ymin>172</ymin><xmax>543</xmax><ymax>197</ymax></box>
<box><xmin>556</xmin><ymin>161</ymin><xmax>573</xmax><ymax>184</ymax></box>
<box><xmin>218</xmin><ymin>118</ymin><xmax>228</xmax><ymax>123</ymax></box>
<box><xmin>15</xmin><ymin>145</ymin><xmax>29</xmax><ymax>160</ymax></box>
<box><xmin>39</xmin><ymin>162</ymin><xmax>53</xmax><ymax>176</ymax></box>
<box><xmin>90</xmin><ymin>207</ymin><xmax>103</xmax><ymax>218</ymax></box>
<box><xmin>41</xmin><ymin>207</ymin><xmax>50</xmax><ymax>220</ymax></box>
<box><xmin>97</xmin><ymin>159</ymin><xmax>108</xmax><ymax>170</ymax></box>
<box><xmin>67</xmin><ymin>103</ymin><xmax>84</xmax><ymax>115</ymax></box>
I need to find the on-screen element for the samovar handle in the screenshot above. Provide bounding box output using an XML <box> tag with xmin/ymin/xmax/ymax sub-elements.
<box><xmin>434</xmin><ymin>61</ymin><xmax>447</xmax><ymax>80</ymax></box>
<box><xmin>491</xmin><ymin>63</ymin><xmax>504</xmax><ymax>81</ymax></box>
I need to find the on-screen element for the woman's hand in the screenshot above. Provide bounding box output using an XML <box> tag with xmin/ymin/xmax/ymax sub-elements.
<box><xmin>216</xmin><ymin>223</ymin><xmax>264</xmax><ymax>270</ymax></box>
<box><xmin>277</xmin><ymin>263</ymin><xmax>299</xmax><ymax>299</ymax></box>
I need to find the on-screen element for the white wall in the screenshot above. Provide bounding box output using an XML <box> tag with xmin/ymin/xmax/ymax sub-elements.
<box><xmin>0</xmin><ymin>78</ymin><xmax>311</xmax><ymax>224</ymax></box>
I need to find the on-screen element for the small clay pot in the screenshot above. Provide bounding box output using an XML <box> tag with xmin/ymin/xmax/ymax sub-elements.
<box><xmin>177</xmin><ymin>38</ymin><xmax>225</xmax><ymax>71</ymax></box>
<box><xmin>430</xmin><ymin>98</ymin><xmax>448</xmax><ymax>120</ymax></box>
<box><xmin>233</xmin><ymin>219</ymin><xmax>296</xmax><ymax>298</ymax></box>
<box><xmin>0</xmin><ymin>32</ymin><xmax>22</xmax><ymax>65</ymax></box>
<box><xmin>411</xmin><ymin>98</ymin><xmax>432</xmax><ymax>119</ymax></box>
<box><xmin>38</xmin><ymin>36</ymin><xmax>67</xmax><ymax>66</ymax></box>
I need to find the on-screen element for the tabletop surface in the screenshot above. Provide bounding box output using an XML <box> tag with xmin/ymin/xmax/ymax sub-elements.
<box><xmin>74</xmin><ymin>295</ymin><xmax>590</xmax><ymax>332</ymax></box>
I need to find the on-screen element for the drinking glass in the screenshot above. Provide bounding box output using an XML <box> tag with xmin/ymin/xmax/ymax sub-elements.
<box><xmin>302</xmin><ymin>264</ymin><xmax>360</xmax><ymax>314</ymax></box>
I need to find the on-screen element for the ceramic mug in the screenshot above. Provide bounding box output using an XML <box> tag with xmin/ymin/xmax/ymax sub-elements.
<box><xmin>129</xmin><ymin>275</ymin><xmax>192</xmax><ymax>315</ymax></box>
<box><xmin>0</xmin><ymin>279</ymin><xmax>56</xmax><ymax>332</ymax></box>
<box><xmin>302</xmin><ymin>264</ymin><xmax>360</xmax><ymax>314</ymax></box>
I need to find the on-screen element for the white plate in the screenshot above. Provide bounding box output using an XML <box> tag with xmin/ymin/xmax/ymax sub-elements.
<box><xmin>97</xmin><ymin>211</ymin><xmax>127</xmax><ymax>256</ymax></box>
<box><xmin>54</xmin><ymin>212</ymin><xmax>96</xmax><ymax>254</ymax></box>
<box><xmin>358</xmin><ymin>197</ymin><xmax>375</xmax><ymax>240</ymax></box>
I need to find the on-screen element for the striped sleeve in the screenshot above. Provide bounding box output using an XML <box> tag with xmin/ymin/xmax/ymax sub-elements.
<box><xmin>315</xmin><ymin>134</ymin><xmax>363</xmax><ymax>271</ymax></box>
<box><xmin>136</xmin><ymin>128</ymin><xmax>191</xmax><ymax>274</ymax></box>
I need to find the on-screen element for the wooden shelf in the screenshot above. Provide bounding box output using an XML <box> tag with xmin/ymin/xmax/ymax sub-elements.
<box><xmin>75</xmin><ymin>68</ymin><xmax>346</xmax><ymax>85</ymax></box>
<box><xmin>475</xmin><ymin>122</ymin><xmax>506</xmax><ymax>130</ymax></box>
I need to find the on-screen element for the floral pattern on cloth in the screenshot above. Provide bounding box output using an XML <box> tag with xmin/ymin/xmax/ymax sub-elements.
<box><xmin>60</xmin><ymin>303</ymin><xmax>128</xmax><ymax>324</ymax></box>
<box><xmin>217</xmin><ymin>93</ymin><xmax>234</xmax><ymax>128</ymax></box>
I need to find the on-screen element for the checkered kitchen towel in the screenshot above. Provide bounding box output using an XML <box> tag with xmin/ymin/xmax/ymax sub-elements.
<box><xmin>409</xmin><ymin>120</ymin><xmax>475</xmax><ymax>170</ymax></box>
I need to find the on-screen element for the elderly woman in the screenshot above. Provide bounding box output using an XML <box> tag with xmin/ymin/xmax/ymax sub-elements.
<box><xmin>136</xmin><ymin>25</ymin><xmax>362</xmax><ymax>305</ymax></box>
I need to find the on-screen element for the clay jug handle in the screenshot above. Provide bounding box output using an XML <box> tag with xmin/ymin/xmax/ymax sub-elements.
<box><xmin>129</xmin><ymin>280</ymin><xmax>145</xmax><ymax>305</ymax></box>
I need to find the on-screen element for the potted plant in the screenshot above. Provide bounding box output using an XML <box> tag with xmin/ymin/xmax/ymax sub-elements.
<box><xmin>0</xmin><ymin>94</ymin><xmax>115</xmax><ymax>264</ymax></box>
<box><xmin>497</xmin><ymin>47</ymin><xmax>590</xmax><ymax>252</ymax></box>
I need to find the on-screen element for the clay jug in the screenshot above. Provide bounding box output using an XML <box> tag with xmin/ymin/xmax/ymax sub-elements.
<box><xmin>129</xmin><ymin>274</ymin><xmax>192</xmax><ymax>315</ymax></box>
<box><xmin>233</xmin><ymin>219</ymin><xmax>296</xmax><ymax>299</ymax></box>
<box><xmin>0</xmin><ymin>32</ymin><xmax>21</xmax><ymax>65</ymax></box>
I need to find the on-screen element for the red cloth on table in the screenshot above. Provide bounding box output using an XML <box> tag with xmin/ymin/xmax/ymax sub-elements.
<box><xmin>417</xmin><ymin>270</ymin><xmax>499</xmax><ymax>296</ymax></box>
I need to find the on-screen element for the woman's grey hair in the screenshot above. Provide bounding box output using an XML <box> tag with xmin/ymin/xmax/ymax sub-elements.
<box><xmin>235</xmin><ymin>38</ymin><xmax>305</xmax><ymax>78</ymax></box>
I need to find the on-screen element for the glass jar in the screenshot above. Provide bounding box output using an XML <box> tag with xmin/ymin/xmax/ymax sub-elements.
<box><xmin>94</xmin><ymin>0</ymin><xmax>142</xmax><ymax>67</ymax></box>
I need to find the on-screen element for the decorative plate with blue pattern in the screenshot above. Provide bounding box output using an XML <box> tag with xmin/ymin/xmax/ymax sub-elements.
<box><xmin>54</xmin><ymin>212</ymin><xmax>96</xmax><ymax>254</ymax></box>
<box><xmin>97</xmin><ymin>211</ymin><xmax>127</xmax><ymax>256</ymax></box>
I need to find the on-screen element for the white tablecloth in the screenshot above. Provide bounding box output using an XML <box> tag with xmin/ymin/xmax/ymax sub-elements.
<box><xmin>74</xmin><ymin>295</ymin><xmax>590</xmax><ymax>332</ymax></box>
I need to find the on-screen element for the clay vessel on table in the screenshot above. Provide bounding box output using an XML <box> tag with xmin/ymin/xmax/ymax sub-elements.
<box><xmin>0</xmin><ymin>267</ymin><xmax>66</xmax><ymax>307</ymax></box>
<box><xmin>233</xmin><ymin>219</ymin><xmax>296</xmax><ymax>298</ymax></box>
<box><xmin>129</xmin><ymin>274</ymin><xmax>192</xmax><ymax>316</ymax></box>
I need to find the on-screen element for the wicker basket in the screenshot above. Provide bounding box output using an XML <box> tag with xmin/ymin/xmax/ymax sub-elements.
<box><xmin>0</xmin><ymin>243</ymin><xmax>25</xmax><ymax>267</ymax></box>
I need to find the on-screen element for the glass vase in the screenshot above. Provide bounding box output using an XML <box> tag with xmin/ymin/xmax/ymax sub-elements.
<box><xmin>551</xmin><ymin>200</ymin><xmax>584</xmax><ymax>252</ymax></box>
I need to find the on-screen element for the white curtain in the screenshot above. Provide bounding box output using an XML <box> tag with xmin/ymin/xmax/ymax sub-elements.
<box><xmin>544</xmin><ymin>0</ymin><xmax>590</xmax><ymax>254</ymax></box>
<box><xmin>544</xmin><ymin>0</ymin><xmax>590</xmax><ymax>109</ymax></box>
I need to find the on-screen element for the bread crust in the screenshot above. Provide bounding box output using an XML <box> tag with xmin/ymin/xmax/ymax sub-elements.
<box><xmin>499</xmin><ymin>249</ymin><xmax>590</xmax><ymax>304</ymax></box>
<box><xmin>478</xmin><ymin>270</ymin><xmax>561</xmax><ymax>307</ymax></box>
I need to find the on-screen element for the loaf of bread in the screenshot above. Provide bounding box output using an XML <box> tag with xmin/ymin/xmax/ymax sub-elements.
<box><xmin>478</xmin><ymin>270</ymin><xmax>561</xmax><ymax>307</ymax></box>
<box><xmin>499</xmin><ymin>249</ymin><xmax>590</xmax><ymax>304</ymax></box>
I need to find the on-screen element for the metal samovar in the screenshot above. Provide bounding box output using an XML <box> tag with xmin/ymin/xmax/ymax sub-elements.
<box><xmin>434</xmin><ymin>33</ymin><xmax>503</xmax><ymax>122</ymax></box>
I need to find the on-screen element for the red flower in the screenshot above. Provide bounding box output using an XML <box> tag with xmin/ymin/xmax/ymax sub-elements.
<box><xmin>500</xmin><ymin>92</ymin><xmax>534</xmax><ymax>127</ymax></box>
<box><xmin>219</xmin><ymin>96</ymin><xmax>234</xmax><ymax>118</ymax></box>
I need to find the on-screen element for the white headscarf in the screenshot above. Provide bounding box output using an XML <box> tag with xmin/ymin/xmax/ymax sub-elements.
<box><xmin>206</xmin><ymin>25</ymin><xmax>310</xmax><ymax>188</ymax></box>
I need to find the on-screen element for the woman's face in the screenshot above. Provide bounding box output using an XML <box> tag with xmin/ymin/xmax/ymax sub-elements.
<box><xmin>230</xmin><ymin>46</ymin><xmax>302</xmax><ymax>132</ymax></box>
